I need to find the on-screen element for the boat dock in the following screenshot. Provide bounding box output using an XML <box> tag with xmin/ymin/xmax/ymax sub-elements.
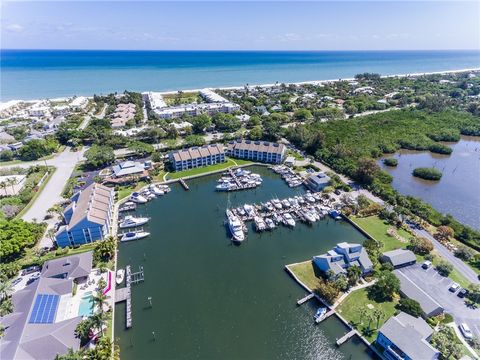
<box><xmin>179</xmin><ymin>178</ymin><xmax>189</xmax><ymax>190</ymax></box>
<box><xmin>216</xmin><ymin>169</ymin><xmax>263</xmax><ymax>192</ymax></box>
<box><xmin>336</xmin><ymin>329</ymin><xmax>356</xmax><ymax>346</ymax></box>
<box><xmin>114</xmin><ymin>265</ymin><xmax>144</xmax><ymax>329</ymax></box>
<box><xmin>296</xmin><ymin>293</ymin><xmax>315</xmax><ymax>305</ymax></box>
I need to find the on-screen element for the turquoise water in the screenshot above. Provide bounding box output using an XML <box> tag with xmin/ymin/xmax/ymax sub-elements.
<box><xmin>114</xmin><ymin>166</ymin><xmax>375</xmax><ymax>359</ymax></box>
<box><xmin>78</xmin><ymin>291</ymin><xmax>94</xmax><ymax>317</ymax></box>
<box><xmin>1</xmin><ymin>50</ymin><xmax>479</xmax><ymax>100</ymax></box>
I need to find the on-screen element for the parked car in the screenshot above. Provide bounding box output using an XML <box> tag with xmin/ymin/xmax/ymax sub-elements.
<box><xmin>459</xmin><ymin>323</ymin><xmax>473</xmax><ymax>339</ymax></box>
<box><xmin>457</xmin><ymin>288</ymin><xmax>468</xmax><ymax>298</ymax></box>
<box><xmin>12</xmin><ymin>278</ymin><xmax>22</xmax><ymax>286</ymax></box>
<box><xmin>422</xmin><ymin>260</ymin><xmax>432</xmax><ymax>269</ymax></box>
<box><xmin>449</xmin><ymin>283</ymin><xmax>460</xmax><ymax>292</ymax></box>
<box><xmin>334</xmin><ymin>189</ymin><xmax>341</xmax><ymax>195</ymax></box>
<box><xmin>26</xmin><ymin>274</ymin><xmax>40</xmax><ymax>285</ymax></box>
<box><xmin>21</xmin><ymin>265</ymin><xmax>40</xmax><ymax>276</ymax></box>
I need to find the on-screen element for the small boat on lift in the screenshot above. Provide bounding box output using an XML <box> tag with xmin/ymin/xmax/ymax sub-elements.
<box><xmin>314</xmin><ymin>307</ymin><xmax>327</xmax><ymax>323</ymax></box>
<box><xmin>116</xmin><ymin>269</ymin><xmax>125</xmax><ymax>285</ymax></box>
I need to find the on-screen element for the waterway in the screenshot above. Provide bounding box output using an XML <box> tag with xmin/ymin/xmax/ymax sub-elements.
<box><xmin>114</xmin><ymin>166</ymin><xmax>374</xmax><ymax>359</ymax></box>
<box><xmin>379</xmin><ymin>137</ymin><xmax>480</xmax><ymax>230</ymax></box>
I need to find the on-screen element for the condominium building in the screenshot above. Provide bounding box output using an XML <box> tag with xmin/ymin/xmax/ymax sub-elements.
<box><xmin>169</xmin><ymin>143</ymin><xmax>225</xmax><ymax>171</ymax></box>
<box><xmin>226</xmin><ymin>140</ymin><xmax>286</xmax><ymax>164</ymax></box>
<box><xmin>55</xmin><ymin>183</ymin><xmax>114</xmax><ymax>247</ymax></box>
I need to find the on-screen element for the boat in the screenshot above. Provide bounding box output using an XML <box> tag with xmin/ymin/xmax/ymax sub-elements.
<box><xmin>314</xmin><ymin>307</ymin><xmax>327</xmax><ymax>323</ymax></box>
<box><xmin>130</xmin><ymin>192</ymin><xmax>147</xmax><ymax>204</ymax></box>
<box><xmin>243</xmin><ymin>204</ymin><xmax>255</xmax><ymax>217</ymax></box>
<box><xmin>265</xmin><ymin>202</ymin><xmax>274</xmax><ymax>212</ymax></box>
<box><xmin>115</xmin><ymin>269</ymin><xmax>125</xmax><ymax>285</ymax></box>
<box><xmin>281</xmin><ymin>199</ymin><xmax>291</xmax><ymax>208</ymax></box>
<box><xmin>120</xmin><ymin>231</ymin><xmax>150</xmax><ymax>242</ymax></box>
<box><xmin>329</xmin><ymin>210</ymin><xmax>342</xmax><ymax>220</ymax></box>
<box><xmin>271</xmin><ymin>199</ymin><xmax>282</xmax><ymax>209</ymax></box>
<box><xmin>119</xmin><ymin>201</ymin><xmax>137</xmax><ymax>212</ymax></box>
<box><xmin>142</xmin><ymin>190</ymin><xmax>156</xmax><ymax>200</ymax></box>
<box><xmin>283</xmin><ymin>213</ymin><xmax>296</xmax><ymax>227</ymax></box>
<box><xmin>265</xmin><ymin>217</ymin><xmax>276</xmax><ymax>230</ymax></box>
<box><xmin>158</xmin><ymin>184</ymin><xmax>171</xmax><ymax>193</ymax></box>
<box><xmin>254</xmin><ymin>216</ymin><xmax>266</xmax><ymax>231</ymax></box>
<box><xmin>303</xmin><ymin>210</ymin><xmax>316</xmax><ymax>224</ymax></box>
<box><xmin>149</xmin><ymin>184</ymin><xmax>164</xmax><ymax>196</ymax></box>
<box><xmin>119</xmin><ymin>215</ymin><xmax>150</xmax><ymax>229</ymax></box>
<box><xmin>305</xmin><ymin>194</ymin><xmax>316</xmax><ymax>203</ymax></box>
<box><xmin>228</xmin><ymin>215</ymin><xmax>245</xmax><ymax>242</ymax></box>
<box><xmin>272</xmin><ymin>213</ymin><xmax>282</xmax><ymax>224</ymax></box>
<box><xmin>216</xmin><ymin>182</ymin><xmax>235</xmax><ymax>191</ymax></box>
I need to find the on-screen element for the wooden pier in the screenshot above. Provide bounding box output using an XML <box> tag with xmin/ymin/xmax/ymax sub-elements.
<box><xmin>114</xmin><ymin>265</ymin><xmax>144</xmax><ymax>329</ymax></box>
<box><xmin>315</xmin><ymin>309</ymin><xmax>335</xmax><ymax>323</ymax></box>
<box><xmin>296</xmin><ymin>293</ymin><xmax>314</xmax><ymax>305</ymax></box>
<box><xmin>179</xmin><ymin>178</ymin><xmax>189</xmax><ymax>190</ymax></box>
<box><xmin>336</xmin><ymin>329</ymin><xmax>356</xmax><ymax>346</ymax></box>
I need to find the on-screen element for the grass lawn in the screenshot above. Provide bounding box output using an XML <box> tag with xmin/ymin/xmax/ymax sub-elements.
<box><xmin>21</xmin><ymin>242</ymin><xmax>97</xmax><ymax>268</ymax></box>
<box><xmin>287</xmin><ymin>261</ymin><xmax>320</xmax><ymax>291</ymax></box>
<box><xmin>163</xmin><ymin>91</ymin><xmax>201</xmax><ymax>105</ymax></box>
<box><xmin>350</xmin><ymin>215</ymin><xmax>411</xmax><ymax>252</ymax></box>
<box><xmin>286</xmin><ymin>149</ymin><xmax>304</xmax><ymax>160</ymax></box>
<box><xmin>231</xmin><ymin>158</ymin><xmax>255</xmax><ymax>166</ymax></box>
<box><xmin>117</xmin><ymin>181</ymin><xmax>148</xmax><ymax>200</ymax></box>
<box><xmin>336</xmin><ymin>287</ymin><xmax>398</xmax><ymax>343</ymax></box>
<box><xmin>167</xmin><ymin>158</ymin><xmax>238</xmax><ymax>180</ymax></box>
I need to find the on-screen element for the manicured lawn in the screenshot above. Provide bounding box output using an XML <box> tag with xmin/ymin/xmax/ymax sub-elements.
<box><xmin>21</xmin><ymin>242</ymin><xmax>97</xmax><ymax>268</ymax></box>
<box><xmin>350</xmin><ymin>215</ymin><xmax>411</xmax><ymax>251</ymax></box>
<box><xmin>167</xmin><ymin>158</ymin><xmax>238</xmax><ymax>180</ymax></box>
<box><xmin>117</xmin><ymin>181</ymin><xmax>148</xmax><ymax>200</ymax></box>
<box><xmin>287</xmin><ymin>261</ymin><xmax>320</xmax><ymax>291</ymax></box>
<box><xmin>336</xmin><ymin>287</ymin><xmax>398</xmax><ymax>343</ymax></box>
<box><xmin>232</xmin><ymin>158</ymin><xmax>255</xmax><ymax>166</ymax></box>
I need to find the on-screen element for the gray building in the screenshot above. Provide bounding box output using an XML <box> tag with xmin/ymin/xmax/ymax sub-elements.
<box><xmin>394</xmin><ymin>270</ymin><xmax>444</xmax><ymax>317</ymax></box>
<box><xmin>169</xmin><ymin>144</ymin><xmax>226</xmax><ymax>172</ymax></box>
<box><xmin>313</xmin><ymin>242</ymin><xmax>373</xmax><ymax>277</ymax></box>
<box><xmin>304</xmin><ymin>172</ymin><xmax>331</xmax><ymax>192</ymax></box>
<box><xmin>0</xmin><ymin>252</ymin><xmax>93</xmax><ymax>360</ymax></box>
<box><xmin>381</xmin><ymin>249</ymin><xmax>417</xmax><ymax>269</ymax></box>
<box><xmin>226</xmin><ymin>140</ymin><xmax>286</xmax><ymax>164</ymax></box>
<box><xmin>376</xmin><ymin>312</ymin><xmax>440</xmax><ymax>360</ymax></box>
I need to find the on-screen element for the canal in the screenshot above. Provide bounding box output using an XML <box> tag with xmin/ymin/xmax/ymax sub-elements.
<box><xmin>379</xmin><ymin>136</ymin><xmax>480</xmax><ymax>230</ymax></box>
<box><xmin>115</xmin><ymin>166</ymin><xmax>375</xmax><ymax>359</ymax></box>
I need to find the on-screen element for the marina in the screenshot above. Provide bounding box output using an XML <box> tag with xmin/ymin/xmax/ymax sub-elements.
<box><xmin>115</xmin><ymin>166</ymin><xmax>373</xmax><ymax>359</ymax></box>
<box><xmin>270</xmin><ymin>165</ymin><xmax>304</xmax><ymax>187</ymax></box>
<box><xmin>226</xmin><ymin>192</ymin><xmax>343</xmax><ymax>240</ymax></box>
<box><xmin>216</xmin><ymin>168</ymin><xmax>263</xmax><ymax>192</ymax></box>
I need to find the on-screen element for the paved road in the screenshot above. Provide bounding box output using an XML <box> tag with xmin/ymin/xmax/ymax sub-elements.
<box><xmin>22</xmin><ymin>147</ymin><xmax>86</xmax><ymax>222</ymax></box>
<box><xmin>412</xmin><ymin>227</ymin><xmax>480</xmax><ymax>284</ymax></box>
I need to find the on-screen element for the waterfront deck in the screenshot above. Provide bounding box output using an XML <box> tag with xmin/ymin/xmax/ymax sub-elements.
<box><xmin>179</xmin><ymin>178</ymin><xmax>189</xmax><ymax>190</ymax></box>
<box><xmin>336</xmin><ymin>329</ymin><xmax>356</xmax><ymax>346</ymax></box>
<box><xmin>296</xmin><ymin>293</ymin><xmax>314</xmax><ymax>305</ymax></box>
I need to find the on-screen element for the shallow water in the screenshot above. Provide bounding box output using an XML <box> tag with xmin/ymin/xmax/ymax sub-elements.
<box><xmin>114</xmin><ymin>166</ymin><xmax>375</xmax><ymax>359</ymax></box>
<box><xmin>380</xmin><ymin>137</ymin><xmax>480</xmax><ymax>229</ymax></box>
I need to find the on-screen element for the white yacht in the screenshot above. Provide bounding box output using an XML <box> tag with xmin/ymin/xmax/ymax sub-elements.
<box><xmin>305</xmin><ymin>194</ymin><xmax>316</xmax><ymax>203</ymax></box>
<box><xmin>243</xmin><ymin>204</ymin><xmax>255</xmax><ymax>217</ymax></box>
<box><xmin>216</xmin><ymin>182</ymin><xmax>235</xmax><ymax>191</ymax></box>
<box><xmin>283</xmin><ymin>213</ymin><xmax>296</xmax><ymax>227</ymax></box>
<box><xmin>303</xmin><ymin>210</ymin><xmax>317</xmax><ymax>224</ymax></box>
<box><xmin>228</xmin><ymin>215</ymin><xmax>245</xmax><ymax>242</ymax></box>
<box><xmin>265</xmin><ymin>217</ymin><xmax>276</xmax><ymax>230</ymax></box>
<box><xmin>119</xmin><ymin>215</ymin><xmax>150</xmax><ymax>229</ymax></box>
<box><xmin>149</xmin><ymin>184</ymin><xmax>164</xmax><ymax>196</ymax></box>
<box><xmin>130</xmin><ymin>192</ymin><xmax>147</xmax><ymax>204</ymax></box>
<box><xmin>120</xmin><ymin>231</ymin><xmax>150</xmax><ymax>242</ymax></box>
<box><xmin>254</xmin><ymin>216</ymin><xmax>266</xmax><ymax>231</ymax></box>
<box><xmin>281</xmin><ymin>199</ymin><xmax>291</xmax><ymax>208</ymax></box>
<box><xmin>271</xmin><ymin>199</ymin><xmax>283</xmax><ymax>209</ymax></box>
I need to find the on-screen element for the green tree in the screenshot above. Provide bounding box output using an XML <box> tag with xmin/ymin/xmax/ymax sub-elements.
<box><xmin>435</xmin><ymin>260</ymin><xmax>453</xmax><ymax>277</ymax></box>
<box><xmin>396</xmin><ymin>298</ymin><xmax>423</xmax><ymax>317</ymax></box>
<box><xmin>369</xmin><ymin>270</ymin><xmax>400</xmax><ymax>301</ymax></box>
<box><xmin>294</xmin><ymin>108</ymin><xmax>313</xmax><ymax>121</ymax></box>
<box><xmin>430</xmin><ymin>326</ymin><xmax>463</xmax><ymax>360</ymax></box>
<box><xmin>93</xmin><ymin>236</ymin><xmax>117</xmax><ymax>264</ymax></box>
<box><xmin>247</xmin><ymin>126</ymin><xmax>263</xmax><ymax>140</ymax></box>
<box><xmin>409</xmin><ymin>237</ymin><xmax>433</xmax><ymax>255</ymax></box>
<box><xmin>19</xmin><ymin>138</ymin><xmax>58</xmax><ymax>161</ymax></box>
<box><xmin>184</xmin><ymin>135</ymin><xmax>206</xmax><ymax>147</ymax></box>
<box><xmin>128</xmin><ymin>141</ymin><xmax>154</xmax><ymax>157</ymax></box>
<box><xmin>190</xmin><ymin>115</ymin><xmax>212</xmax><ymax>134</ymax></box>
<box><xmin>346</xmin><ymin>265</ymin><xmax>362</xmax><ymax>286</ymax></box>
<box><xmin>84</xmin><ymin>145</ymin><xmax>115</xmax><ymax>169</ymax></box>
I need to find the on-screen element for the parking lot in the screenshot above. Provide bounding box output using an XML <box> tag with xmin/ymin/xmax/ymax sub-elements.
<box><xmin>396</xmin><ymin>264</ymin><xmax>480</xmax><ymax>339</ymax></box>
<box><xmin>11</xmin><ymin>270</ymin><xmax>42</xmax><ymax>293</ymax></box>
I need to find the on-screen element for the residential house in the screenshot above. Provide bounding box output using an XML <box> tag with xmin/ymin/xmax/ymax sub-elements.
<box><xmin>313</xmin><ymin>242</ymin><xmax>373</xmax><ymax>277</ymax></box>
<box><xmin>169</xmin><ymin>143</ymin><xmax>225</xmax><ymax>171</ymax></box>
<box><xmin>394</xmin><ymin>270</ymin><xmax>444</xmax><ymax>317</ymax></box>
<box><xmin>0</xmin><ymin>252</ymin><xmax>94</xmax><ymax>360</ymax></box>
<box><xmin>381</xmin><ymin>249</ymin><xmax>416</xmax><ymax>269</ymax></box>
<box><xmin>55</xmin><ymin>183</ymin><xmax>114</xmax><ymax>248</ymax></box>
<box><xmin>69</xmin><ymin>96</ymin><xmax>88</xmax><ymax>111</ymax></box>
<box><xmin>226</xmin><ymin>139</ymin><xmax>286</xmax><ymax>164</ymax></box>
<box><xmin>376</xmin><ymin>312</ymin><xmax>440</xmax><ymax>360</ymax></box>
<box><xmin>111</xmin><ymin>160</ymin><xmax>148</xmax><ymax>178</ymax></box>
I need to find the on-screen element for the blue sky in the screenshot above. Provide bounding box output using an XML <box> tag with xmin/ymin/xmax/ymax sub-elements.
<box><xmin>1</xmin><ymin>1</ymin><xmax>479</xmax><ymax>50</ymax></box>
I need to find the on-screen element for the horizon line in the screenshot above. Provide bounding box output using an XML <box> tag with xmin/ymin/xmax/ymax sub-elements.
<box><xmin>2</xmin><ymin>48</ymin><xmax>480</xmax><ymax>52</ymax></box>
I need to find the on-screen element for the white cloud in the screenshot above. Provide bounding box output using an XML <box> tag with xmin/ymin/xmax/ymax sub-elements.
<box><xmin>4</xmin><ymin>23</ymin><xmax>24</xmax><ymax>33</ymax></box>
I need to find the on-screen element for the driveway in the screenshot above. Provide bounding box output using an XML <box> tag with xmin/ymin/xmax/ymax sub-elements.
<box><xmin>396</xmin><ymin>264</ymin><xmax>480</xmax><ymax>339</ymax></box>
<box><xmin>411</xmin><ymin>226</ymin><xmax>479</xmax><ymax>285</ymax></box>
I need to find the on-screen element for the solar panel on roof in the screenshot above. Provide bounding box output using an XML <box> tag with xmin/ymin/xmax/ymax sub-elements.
<box><xmin>28</xmin><ymin>294</ymin><xmax>59</xmax><ymax>324</ymax></box>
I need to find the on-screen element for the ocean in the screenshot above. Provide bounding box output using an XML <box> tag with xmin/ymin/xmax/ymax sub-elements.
<box><xmin>1</xmin><ymin>50</ymin><xmax>479</xmax><ymax>101</ymax></box>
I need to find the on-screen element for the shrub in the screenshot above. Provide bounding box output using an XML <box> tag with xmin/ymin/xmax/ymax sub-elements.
<box><xmin>396</xmin><ymin>298</ymin><xmax>423</xmax><ymax>317</ymax></box>
<box><xmin>428</xmin><ymin>143</ymin><xmax>453</xmax><ymax>155</ymax></box>
<box><xmin>409</xmin><ymin>237</ymin><xmax>434</xmax><ymax>255</ymax></box>
<box><xmin>436</xmin><ymin>260</ymin><xmax>453</xmax><ymax>277</ymax></box>
<box><xmin>383</xmin><ymin>158</ymin><xmax>398</xmax><ymax>167</ymax></box>
<box><xmin>412</xmin><ymin>167</ymin><xmax>442</xmax><ymax>181</ymax></box>
<box><xmin>454</xmin><ymin>246</ymin><xmax>475</xmax><ymax>261</ymax></box>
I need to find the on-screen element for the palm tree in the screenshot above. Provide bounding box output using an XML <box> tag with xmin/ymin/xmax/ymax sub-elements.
<box><xmin>359</xmin><ymin>307</ymin><xmax>368</xmax><ymax>325</ymax></box>
<box><xmin>373</xmin><ymin>309</ymin><xmax>385</xmax><ymax>329</ymax></box>
<box><xmin>0</xmin><ymin>181</ymin><xmax>7</xmax><ymax>196</ymax></box>
<box><xmin>7</xmin><ymin>177</ymin><xmax>16</xmax><ymax>194</ymax></box>
<box><xmin>0</xmin><ymin>280</ymin><xmax>12</xmax><ymax>301</ymax></box>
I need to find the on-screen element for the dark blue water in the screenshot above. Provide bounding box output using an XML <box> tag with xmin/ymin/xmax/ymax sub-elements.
<box><xmin>1</xmin><ymin>50</ymin><xmax>479</xmax><ymax>100</ymax></box>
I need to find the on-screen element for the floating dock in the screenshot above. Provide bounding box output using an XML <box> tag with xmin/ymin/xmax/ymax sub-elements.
<box><xmin>336</xmin><ymin>329</ymin><xmax>356</xmax><ymax>346</ymax></box>
<box><xmin>179</xmin><ymin>178</ymin><xmax>189</xmax><ymax>190</ymax></box>
<box><xmin>296</xmin><ymin>293</ymin><xmax>314</xmax><ymax>305</ymax></box>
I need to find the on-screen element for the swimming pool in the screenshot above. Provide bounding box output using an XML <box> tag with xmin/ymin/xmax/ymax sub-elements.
<box><xmin>78</xmin><ymin>292</ymin><xmax>94</xmax><ymax>317</ymax></box>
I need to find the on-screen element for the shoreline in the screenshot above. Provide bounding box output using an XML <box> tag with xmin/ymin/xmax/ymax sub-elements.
<box><xmin>2</xmin><ymin>67</ymin><xmax>479</xmax><ymax>105</ymax></box>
